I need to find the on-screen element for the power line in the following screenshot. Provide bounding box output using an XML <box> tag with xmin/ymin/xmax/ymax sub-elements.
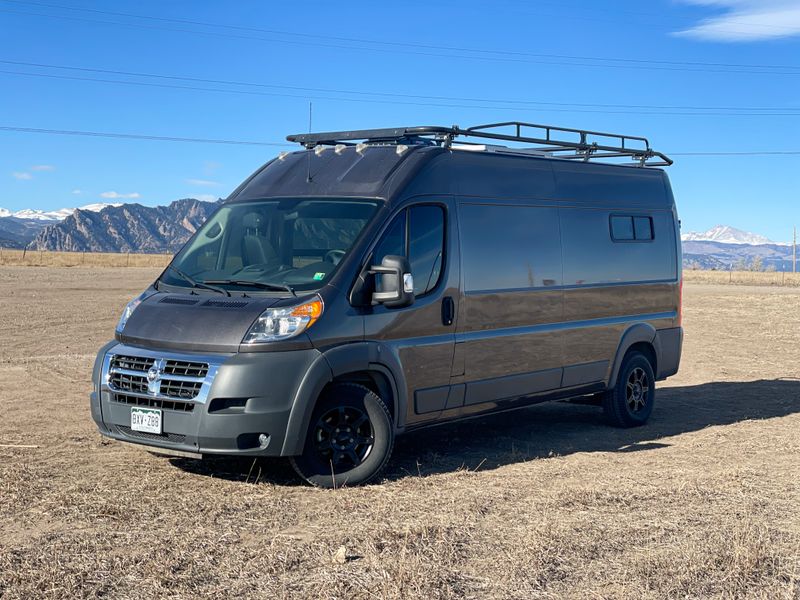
<box><xmin>0</xmin><ymin>126</ymin><xmax>289</xmax><ymax>146</ymax></box>
<box><xmin>4</xmin><ymin>68</ymin><xmax>800</xmax><ymax>117</ymax></box>
<box><xmin>1</xmin><ymin>125</ymin><xmax>799</xmax><ymax>157</ymax></box>
<box><xmin>671</xmin><ymin>151</ymin><xmax>800</xmax><ymax>156</ymax></box>
<box><xmin>2</xmin><ymin>2</ymin><xmax>800</xmax><ymax>76</ymax></box>
<box><xmin>3</xmin><ymin>59</ymin><xmax>798</xmax><ymax>113</ymax></box>
<box><xmin>4</xmin><ymin>0</ymin><xmax>799</xmax><ymax>71</ymax></box>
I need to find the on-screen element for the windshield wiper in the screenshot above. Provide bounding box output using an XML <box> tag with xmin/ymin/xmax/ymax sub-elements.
<box><xmin>164</xmin><ymin>266</ymin><xmax>231</xmax><ymax>297</ymax></box>
<box><xmin>203</xmin><ymin>279</ymin><xmax>296</xmax><ymax>296</ymax></box>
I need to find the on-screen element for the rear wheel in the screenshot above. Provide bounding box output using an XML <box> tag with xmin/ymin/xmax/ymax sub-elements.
<box><xmin>289</xmin><ymin>383</ymin><xmax>394</xmax><ymax>488</ymax></box>
<box><xmin>603</xmin><ymin>351</ymin><xmax>656</xmax><ymax>427</ymax></box>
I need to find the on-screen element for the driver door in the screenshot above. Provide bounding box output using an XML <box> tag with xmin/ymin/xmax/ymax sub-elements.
<box><xmin>362</xmin><ymin>199</ymin><xmax>459</xmax><ymax>427</ymax></box>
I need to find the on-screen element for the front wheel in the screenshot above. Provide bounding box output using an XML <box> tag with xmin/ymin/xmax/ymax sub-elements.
<box><xmin>603</xmin><ymin>351</ymin><xmax>656</xmax><ymax>427</ymax></box>
<box><xmin>289</xmin><ymin>383</ymin><xmax>394</xmax><ymax>488</ymax></box>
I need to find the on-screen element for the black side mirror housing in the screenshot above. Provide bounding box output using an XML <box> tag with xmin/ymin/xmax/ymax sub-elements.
<box><xmin>370</xmin><ymin>255</ymin><xmax>414</xmax><ymax>308</ymax></box>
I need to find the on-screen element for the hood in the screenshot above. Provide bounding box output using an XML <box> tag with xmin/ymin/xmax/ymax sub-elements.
<box><xmin>118</xmin><ymin>292</ymin><xmax>284</xmax><ymax>353</ymax></box>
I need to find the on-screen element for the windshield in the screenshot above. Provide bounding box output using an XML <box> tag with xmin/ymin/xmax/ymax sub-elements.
<box><xmin>161</xmin><ymin>198</ymin><xmax>380</xmax><ymax>293</ymax></box>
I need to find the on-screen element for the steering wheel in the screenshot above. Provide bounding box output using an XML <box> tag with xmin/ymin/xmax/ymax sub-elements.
<box><xmin>324</xmin><ymin>249</ymin><xmax>346</xmax><ymax>265</ymax></box>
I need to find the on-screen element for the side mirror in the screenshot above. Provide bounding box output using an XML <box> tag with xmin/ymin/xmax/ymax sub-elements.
<box><xmin>370</xmin><ymin>255</ymin><xmax>414</xmax><ymax>308</ymax></box>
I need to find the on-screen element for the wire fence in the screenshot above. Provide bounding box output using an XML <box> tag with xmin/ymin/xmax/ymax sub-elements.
<box><xmin>0</xmin><ymin>248</ymin><xmax>173</xmax><ymax>268</ymax></box>
<box><xmin>683</xmin><ymin>269</ymin><xmax>800</xmax><ymax>287</ymax></box>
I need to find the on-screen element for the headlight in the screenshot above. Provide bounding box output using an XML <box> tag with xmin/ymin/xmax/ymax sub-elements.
<box><xmin>116</xmin><ymin>290</ymin><xmax>152</xmax><ymax>333</ymax></box>
<box><xmin>243</xmin><ymin>296</ymin><xmax>323</xmax><ymax>343</ymax></box>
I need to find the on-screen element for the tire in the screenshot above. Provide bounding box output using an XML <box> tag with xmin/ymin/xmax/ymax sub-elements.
<box><xmin>603</xmin><ymin>351</ymin><xmax>656</xmax><ymax>428</ymax></box>
<box><xmin>289</xmin><ymin>383</ymin><xmax>394</xmax><ymax>488</ymax></box>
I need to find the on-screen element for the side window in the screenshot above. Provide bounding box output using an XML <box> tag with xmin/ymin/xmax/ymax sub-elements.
<box><xmin>633</xmin><ymin>216</ymin><xmax>654</xmax><ymax>240</ymax></box>
<box><xmin>611</xmin><ymin>215</ymin><xmax>654</xmax><ymax>242</ymax></box>
<box><xmin>610</xmin><ymin>215</ymin><xmax>634</xmax><ymax>241</ymax></box>
<box><xmin>372</xmin><ymin>210</ymin><xmax>406</xmax><ymax>265</ymax></box>
<box><xmin>408</xmin><ymin>205</ymin><xmax>444</xmax><ymax>295</ymax></box>
<box><xmin>372</xmin><ymin>205</ymin><xmax>445</xmax><ymax>296</ymax></box>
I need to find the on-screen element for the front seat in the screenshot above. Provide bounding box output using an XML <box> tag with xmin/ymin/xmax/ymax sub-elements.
<box><xmin>241</xmin><ymin>212</ymin><xmax>278</xmax><ymax>266</ymax></box>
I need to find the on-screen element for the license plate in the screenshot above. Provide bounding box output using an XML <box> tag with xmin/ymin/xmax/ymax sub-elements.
<box><xmin>131</xmin><ymin>407</ymin><xmax>162</xmax><ymax>434</ymax></box>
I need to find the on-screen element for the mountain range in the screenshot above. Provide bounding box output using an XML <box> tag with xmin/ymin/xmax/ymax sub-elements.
<box><xmin>0</xmin><ymin>203</ymin><xmax>795</xmax><ymax>271</ymax></box>
<box><xmin>0</xmin><ymin>199</ymin><xmax>220</xmax><ymax>252</ymax></box>
<box><xmin>680</xmin><ymin>225</ymin><xmax>786</xmax><ymax>246</ymax></box>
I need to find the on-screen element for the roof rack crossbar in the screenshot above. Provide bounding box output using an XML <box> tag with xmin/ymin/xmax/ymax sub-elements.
<box><xmin>286</xmin><ymin>122</ymin><xmax>672</xmax><ymax>167</ymax></box>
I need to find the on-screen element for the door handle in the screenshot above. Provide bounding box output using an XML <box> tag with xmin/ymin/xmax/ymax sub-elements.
<box><xmin>441</xmin><ymin>296</ymin><xmax>455</xmax><ymax>326</ymax></box>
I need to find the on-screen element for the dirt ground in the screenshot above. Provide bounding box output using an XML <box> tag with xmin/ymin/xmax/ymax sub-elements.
<box><xmin>0</xmin><ymin>267</ymin><xmax>798</xmax><ymax>599</ymax></box>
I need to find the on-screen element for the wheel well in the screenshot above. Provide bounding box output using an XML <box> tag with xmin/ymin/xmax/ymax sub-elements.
<box><xmin>626</xmin><ymin>342</ymin><xmax>657</xmax><ymax>375</ymax></box>
<box><xmin>328</xmin><ymin>370</ymin><xmax>395</xmax><ymax>423</ymax></box>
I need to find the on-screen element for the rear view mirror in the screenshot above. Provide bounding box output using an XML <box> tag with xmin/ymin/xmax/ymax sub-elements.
<box><xmin>370</xmin><ymin>255</ymin><xmax>414</xmax><ymax>308</ymax></box>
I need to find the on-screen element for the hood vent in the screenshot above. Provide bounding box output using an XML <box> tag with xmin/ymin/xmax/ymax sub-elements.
<box><xmin>202</xmin><ymin>299</ymin><xmax>250</xmax><ymax>309</ymax></box>
<box><xmin>159</xmin><ymin>296</ymin><xmax>199</xmax><ymax>306</ymax></box>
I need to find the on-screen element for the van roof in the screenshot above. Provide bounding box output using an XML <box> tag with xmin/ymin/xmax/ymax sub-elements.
<box><xmin>228</xmin><ymin>122</ymin><xmax>673</xmax><ymax>209</ymax></box>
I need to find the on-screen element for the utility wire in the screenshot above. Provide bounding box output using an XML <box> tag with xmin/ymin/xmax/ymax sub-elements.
<box><xmin>2</xmin><ymin>59</ymin><xmax>797</xmax><ymax>113</ymax></box>
<box><xmin>2</xmin><ymin>3</ymin><xmax>799</xmax><ymax>75</ymax></box>
<box><xmin>3</xmin><ymin>69</ymin><xmax>800</xmax><ymax>117</ymax></box>
<box><xmin>1</xmin><ymin>125</ymin><xmax>798</xmax><ymax>156</ymax></box>
<box><xmin>3</xmin><ymin>0</ymin><xmax>799</xmax><ymax>72</ymax></box>
<box><xmin>0</xmin><ymin>126</ymin><xmax>289</xmax><ymax>146</ymax></box>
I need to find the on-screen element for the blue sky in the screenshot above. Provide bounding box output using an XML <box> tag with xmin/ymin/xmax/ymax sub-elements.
<box><xmin>1</xmin><ymin>0</ymin><xmax>799</xmax><ymax>240</ymax></box>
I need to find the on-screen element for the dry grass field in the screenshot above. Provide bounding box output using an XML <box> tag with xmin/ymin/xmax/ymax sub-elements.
<box><xmin>0</xmin><ymin>249</ymin><xmax>172</xmax><ymax>268</ymax></box>
<box><xmin>0</xmin><ymin>267</ymin><xmax>799</xmax><ymax>599</ymax></box>
<box><xmin>684</xmin><ymin>269</ymin><xmax>800</xmax><ymax>287</ymax></box>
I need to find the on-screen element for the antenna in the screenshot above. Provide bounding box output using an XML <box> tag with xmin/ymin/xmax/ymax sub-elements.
<box><xmin>306</xmin><ymin>102</ymin><xmax>313</xmax><ymax>183</ymax></box>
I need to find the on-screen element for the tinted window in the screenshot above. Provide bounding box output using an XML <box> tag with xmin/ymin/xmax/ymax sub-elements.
<box><xmin>372</xmin><ymin>210</ymin><xmax>406</xmax><ymax>263</ymax></box>
<box><xmin>634</xmin><ymin>216</ymin><xmax>653</xmax><ymax>240</ymax></box>
<box><xmin>610</xmin><ymin>216</ymin><xmax>634</xmax><ymax>241</ymax></box>
<box><xmin>459</xmin><ymin>204</ymin><xmax>561</xmax><ymax>292</ymax></box>
<box><xmin>372</xmin><ymin>205</ymin><xmax>445</xmax><ymax>296</ymax></box>
<box><xmin>408</xmin><ymin>206</ymin><xmax>444</xmax><ymax>295</ymax></box>
<box><xmin>562</xmin><ymin>209</ymin><xmax>675</xmax><ymax>285</ymax></box>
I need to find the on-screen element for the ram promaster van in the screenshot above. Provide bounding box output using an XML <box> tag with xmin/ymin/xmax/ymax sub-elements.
<box><xmin>90</xmin><ymin>122</ymin><xmax>682</xmax><ymax>487</ymax></box>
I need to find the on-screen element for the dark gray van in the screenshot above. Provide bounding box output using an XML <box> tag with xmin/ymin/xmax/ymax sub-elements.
<box><xmin>90</xmin><ymin>122</ymin><xmax>682</xmax><ymax>487</ymax></box>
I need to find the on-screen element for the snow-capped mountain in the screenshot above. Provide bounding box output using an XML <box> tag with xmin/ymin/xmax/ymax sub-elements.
<box><xmin>0</xmin><ymin>203</ymin><xmax>122</xmax><ymax>221</ymax></box>
<box><xmin>681</xmin><ymin>225</ymin><xmax>786</xmax><ymax>246</ymax></box>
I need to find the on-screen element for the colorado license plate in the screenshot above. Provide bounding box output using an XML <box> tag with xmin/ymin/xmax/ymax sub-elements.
<box><xmin>131</xmin><ymin>407</ymin><xmax>162</xmax><ymax>434</ymax></box>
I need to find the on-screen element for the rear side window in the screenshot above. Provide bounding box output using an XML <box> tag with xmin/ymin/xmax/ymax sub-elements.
<box><xmin>611</xmin><ymin>215</ymin><xmax>653</xmax><ymax>242</ymax></box>
<box><xmin>372</xmin><ymin>205</ymin><xmax>445</xmax><ymax>296</ymax></box>
<box><xmin>634</xmin><ymin>216</ymin><xmax>653</xmax><ymax>240</ymax></box>
<box><xmin>459</xmin><ymin>204</ymin><xmax>562</xmax><ymax>291</ymax></box>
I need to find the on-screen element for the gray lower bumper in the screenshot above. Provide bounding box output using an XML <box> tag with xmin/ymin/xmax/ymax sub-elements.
<box><xmin>90</xmin><ymin>343</ymin><xmax>323</xmax><ymax>457</ymax></box>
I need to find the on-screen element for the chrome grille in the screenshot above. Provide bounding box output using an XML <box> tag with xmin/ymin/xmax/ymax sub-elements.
<box><xmin>112</xmin><ymin>393</ymin><xmax>195</xmax><ymax>413</ymax></box>
<box><xmin>109</xmin><ymin>371</ymin><xmax>148</xmax><ymax>394</ymax></box>
<box><xmin>102</xmin><ymin>344</ymin><xmax>225</xmax><ymax>407</ymax></box>
<box><xmin>159</xmin><ymin>379</ymin><xmax>202</xmax><ymax>399</ymax></box>
<box><xmin>163</xmin><ymin>360</ymin><xmax>208</xmax><ymax>378</ymax></box>
<box><xmin>111</xmin><ymin>355</ymin><xmax>154</xmax><ymax>372</ymax></box>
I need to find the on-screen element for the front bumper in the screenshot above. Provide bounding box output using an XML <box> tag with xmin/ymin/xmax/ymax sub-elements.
<box><xmin>90</xmin><ymin>342</ymin><xmax>322</xmax><ymax>457</ymax></box>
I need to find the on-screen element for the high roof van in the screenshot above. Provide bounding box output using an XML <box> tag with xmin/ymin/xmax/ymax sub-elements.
<box><xmin>90</xmin><ymin>122</ymin><xmax>683</xmax><ymax>487</ymax></box>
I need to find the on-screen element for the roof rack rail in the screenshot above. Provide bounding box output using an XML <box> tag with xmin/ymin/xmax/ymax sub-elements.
<box><xmin>287</xmin><ymin>122</ymin><xmax>672</xmax><ymax>167</ymax></box>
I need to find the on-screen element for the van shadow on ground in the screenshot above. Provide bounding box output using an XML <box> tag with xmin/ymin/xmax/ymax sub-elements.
<box><xmin>170</xmin><ymin>379</ymin><xmax>800</xmax><ymax>485</ymax></box>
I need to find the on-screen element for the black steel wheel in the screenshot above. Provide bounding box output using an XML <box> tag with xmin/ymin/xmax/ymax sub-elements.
<box><xmin>603</xmin><ymin>351</ymin><xmax>656</xmax><ymax>427</ymax></box>
<box><xmin>290</xmin><ymin>383</ymin><xmax>393</xmax><ymax>488</ymax></box>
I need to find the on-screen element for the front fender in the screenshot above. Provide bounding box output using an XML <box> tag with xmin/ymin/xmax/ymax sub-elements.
<box><xmin>279</xmin><ymin>342</ymin><xmax>408</xmax><ymax>456</ymax></box>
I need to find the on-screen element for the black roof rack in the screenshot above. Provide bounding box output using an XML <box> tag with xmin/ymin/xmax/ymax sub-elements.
<box><xmin>287</xmin><ymin>121</ymin><xmax>672</xmax><ymax>167</ymax></box>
